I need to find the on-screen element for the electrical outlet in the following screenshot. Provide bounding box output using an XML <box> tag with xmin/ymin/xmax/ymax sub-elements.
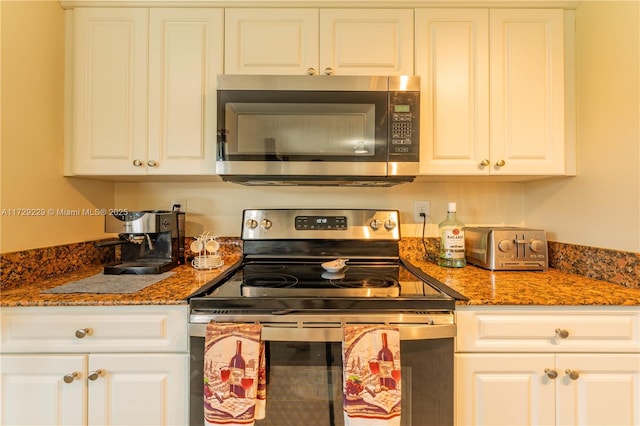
<box><xmin>413</xmin><ymin>200</ymin><xmax>431</xmax><ymax>222</ymax></box>
<box><xmin>170</xmin><ymin>199</ymin><xmax>187</xmax><ymax>212</ymax></box>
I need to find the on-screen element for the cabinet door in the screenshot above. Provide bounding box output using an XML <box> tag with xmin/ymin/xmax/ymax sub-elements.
<box><xmin>556</xmin><ymin>354</ymin><xmax>640</xmax><ymax>426</ymax></box>
<box><xmin>72</xmin><ymin>8</ymin><xmax>148</xmax><ymax>175</ymax></box>
<box><xmin>319</xmin><ymin>9</ymin><xmax>414</xmax><ymax>76</ymax></box>
<box><xmin>225</xmin><ymin>9</ymin><xmax>319</xmax><ymax>75</ymax></box>
<box><xmin>489</xmin><ymin>9</ymin><xmax>565</xmax><ymax>175</ymax></box>
<box><xmin>0</xmin><ymin>355</ymin><xmax>86</xmax><ymax>425</ymax></box>
<box><xmin>87</xmin><ymin>353</ymin><xmax>189</xmax><ymax>425</ymax></box>
<box><xmin>455</xmin><ymin>353</ymin><xmax>556</xmax><ymax>426</ymax></box>
<box><xmin>415</xmin><ymin>9</ymin><xmax>489</xmax><ymax>175</ymax></box>
<box><xmin>148</xmin><ymin>9</ymin><xmax>223</xmax><ymax>175</ymax></box>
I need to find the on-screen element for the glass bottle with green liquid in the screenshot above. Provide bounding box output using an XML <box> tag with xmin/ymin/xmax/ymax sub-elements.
<box><xmin>438</xmin><ymin>202</ymin><xmax>466</xmax><ymax>268</ymax></box>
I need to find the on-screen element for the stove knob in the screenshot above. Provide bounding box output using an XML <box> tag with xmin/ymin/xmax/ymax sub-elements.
<box><xmin>261</xmin><ymin>219</ymin><xmax>273</xmax><ymax>230</ymax></box>
<box><xmin>530</xmin><ymin>239</ymin><xmax>546</xmax><ymax>253</ymax></box>
<box><xmin>370</xmin><ymin>219</ymin><xmax>382</xmax><ymax>230</ymax></box>
<box><xmin>498</xmin><ymin>239</ymin><xmax>514</xmax><ymax>252</ymax></box>
<box><xmin>245</xmin><ymin>219</ymin><xmax>258</xmax><ymax>229</ymax></box>
<box><xmin>384</xmin><ymin>220</ymin><xmax>397</xmax><ymax>231</ymax></box>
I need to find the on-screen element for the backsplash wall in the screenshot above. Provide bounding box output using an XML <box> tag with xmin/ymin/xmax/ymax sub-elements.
<box><xmin>114</xmin><ymin>180</ymin><xmax>526</xmax><ymax>238</ymax></box>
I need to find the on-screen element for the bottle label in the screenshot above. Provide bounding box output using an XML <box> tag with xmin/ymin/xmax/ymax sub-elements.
<box><xmin>378</xmin><ymin>360</ymin><xmax>393</xmax><ymax>379</ymax></box>
<box><xmin>443</xmin><ymin>228</ymin><xmax>465</xmax><ymax>258</ymax></box>
<box><xmin>229</xmin><ymin>367</ymin><xmax>243</xmax><ymax>386</ymax></box>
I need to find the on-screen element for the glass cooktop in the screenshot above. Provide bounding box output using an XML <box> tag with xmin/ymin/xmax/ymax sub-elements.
<box><xmin>204</xmin><ymin>261</ymin><xmax>446</xmax><ymax>299</ymax></box>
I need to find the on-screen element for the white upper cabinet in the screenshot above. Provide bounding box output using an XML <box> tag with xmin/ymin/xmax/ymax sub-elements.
<box><xmin>224</xmin><ymin>9</ymin><xmax>319</xmax><ymax>75</ymax></box>
<box><xmin>319</xmin><ymin>9</ymin><xmax>414</xmax><ymax>76</ymax></box>
<box><xmin>225</xmin><ymin>8</ymin><xmax>414</xmax><ymax>76</ymax></box>
<box><xmin>416</xmin><ymin>8</ymin><xmax>567</xmax><ymax>176</ymax></box>
<box><xmin>69</xmin><ymin>8</ymin><xmax>223</xmax><ymax>176</ymax></box>
<box><xmin>71</xmin><ymin>8</ymin><xmax>148</xmax><ymax>175</ymax></box>
<box><xmin>147</xmin><ymin>9</ymin><xmax>222</xmax><ymax>175</ymax></box>
<box><xmin>490</xmin><ymin>9</ymin><xmax>566</xmax><ymax>176</ymax></box>
<box><xmin>415</xmin><ymin>9</ymin><xmax>490</xmax><ymax>175</ymax></box>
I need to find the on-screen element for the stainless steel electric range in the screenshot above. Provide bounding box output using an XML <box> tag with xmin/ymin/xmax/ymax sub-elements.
<box><xmin>188</xmin><ymin>209</ymin><xmax>467</xmax><ymax>426</ymax></box>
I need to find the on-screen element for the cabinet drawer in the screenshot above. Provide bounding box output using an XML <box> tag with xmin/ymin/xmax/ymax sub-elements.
<box><xmin>0</xmin><ymin>305</ymin><xmax>187</xmax><ymax>353</ymax></box>
<box><xmin>456</xmin><ymin>307</ymin><xmax>640</xmax><ymax>353</ymax></box>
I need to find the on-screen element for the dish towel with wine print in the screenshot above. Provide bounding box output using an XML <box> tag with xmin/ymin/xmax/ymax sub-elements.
<box><xmin>342</xmin><ymin>325</ymin><xmax>401</xmax><ymax>426</ymax></box>
<box><xmin>204</xmin><ymin>322</ymin><xmax>266</xmax><ymax>426</ymax></box>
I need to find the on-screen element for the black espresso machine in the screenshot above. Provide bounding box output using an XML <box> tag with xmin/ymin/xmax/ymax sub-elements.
<box><xmin>98</xmin><ymin>210</ymin><xmax>185</xmax><ymax>274</ymax></box>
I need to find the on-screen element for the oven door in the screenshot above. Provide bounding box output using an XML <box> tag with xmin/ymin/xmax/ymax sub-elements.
<box><xmin>189</xmin><ymin>323</ymin><xmax>453</xmax><ymax>426</ymax></box>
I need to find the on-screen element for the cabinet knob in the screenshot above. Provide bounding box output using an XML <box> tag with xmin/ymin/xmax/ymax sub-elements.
<box><xmin>565</xmin><ymin>369</ymin><xmax>580</xmax><ymax>380</ymax></box>
<box><xmin>480</xmin><ymin>159</ymin><xmax>490</xmax><ymax>167</ymax></box>
<box><xmin>132</xmin><ymin>159</ymin><xmax>143</xmax><ymax>167</ymax></box>
<box><xmin>75</xmin><ymin>328</ymin><xmax>91</xmax><ymax>339</ymax></box>
<box><xmin>555</xmin><ymin>328</ymin><xmax>569</xmax><ymax>339</ymax></box>
<box><xmin>88</xmin><ymin>369</ymin><xmax>104</xmax><ymax>381</ymax></box>
<box><xmin>323</xmin><ymin>67</ymin><xmax>334</xmax><ymax>75</ymax></box>
<box><xmin>544</xmin><ymin>368</ymin><xmax>558</xmax><ymax>379</ymax></box>
<box><xmin>495</xmin><ymin>159</ymin><xmax>506</xmax><ymax>167</ymax></box>
<box><xmin>306</xmin><ymin>67</ymin><xmax>317</xmax><ymax>75</ymax></box>
<box><xmin>147</xmin><ymin>160</ymin><xmax>157</xmax><ymax>167</ymax></box>
<box><xmin>63</xmin><ymin>371</ymin><xmax>80</xmax><ymax>383</ymax></box>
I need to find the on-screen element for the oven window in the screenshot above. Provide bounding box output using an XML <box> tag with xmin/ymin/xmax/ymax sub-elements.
<box><xmin>190</xmin><ymin>337</ymin><xmax>453</xmax><ymax>426</ymax></box>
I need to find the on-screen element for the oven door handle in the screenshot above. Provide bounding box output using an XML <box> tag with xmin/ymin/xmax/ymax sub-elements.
<box><xmin>189</xmin><ymin>323</ymin><xmax>455</xmax><ymax>341</ymax></box>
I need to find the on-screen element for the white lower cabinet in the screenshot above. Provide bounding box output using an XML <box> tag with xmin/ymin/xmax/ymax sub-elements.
<box><xmin>455</xmin><ymin>307</ymin><xmax>640</xmax><ymax>426</ymax></box>
<box><xmin>0</xmin><ymin>305</ymin><xmax>189</xmax><ymax>426</ymax></box>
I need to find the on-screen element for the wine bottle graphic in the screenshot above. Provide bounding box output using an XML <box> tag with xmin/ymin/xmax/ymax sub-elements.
<box><xmin>377</xmin><ymin>332</ymin><xmax>397</xmax><ymax>390</ymax></box>
<box><xmin>229</xmin><ymin>340</ymin><xmax>246</xmax><ymax>398</ymax></box>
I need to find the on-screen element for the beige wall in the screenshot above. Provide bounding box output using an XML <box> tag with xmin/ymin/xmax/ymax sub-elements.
<box><xmin>524</xmin><ymin>1</ymin><xmax>640</xmax><ymax>253</ymax></box>
<box><xmin>114</xmin><ymin>180</ymin><xmax>526</xmax><ymax>238</ymax></box>
<box><xmin>0</xmin><ymin>1</ymin><xmax>114</xmax><ymax>253</ymax></box>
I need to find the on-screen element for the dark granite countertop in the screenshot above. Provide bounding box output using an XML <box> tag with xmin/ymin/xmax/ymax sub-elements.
<box><xmin>0</xmin><ymin>255</ymin><xmax>241</xmax><ymax>307</ymax></box>
<box><xmin>1</xmin><ymin>254</ymin><xmax>638</xmax><ymax>307</ymax></box>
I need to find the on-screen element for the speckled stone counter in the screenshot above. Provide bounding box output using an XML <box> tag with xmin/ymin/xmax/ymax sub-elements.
<box><xmin>0</xmin><ymin>255</ymin><xmax>241</xmax><ymax>307</ymax></box>
<box><xmin>2</xmin><ymin>254</ymin><xmax>639</xmax><ymax>307</ymax></box>
<box><xmin>407</xmin><ymin>259</ymin><xmax>640</xmax><ymax>306</ymax></box>
<box><xmin>2</xmin><ymin>235</ymin><xmax>639</xmax><ymax>308</ymax></box>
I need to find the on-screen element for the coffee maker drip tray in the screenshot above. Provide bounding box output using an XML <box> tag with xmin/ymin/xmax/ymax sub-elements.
<box><xmin>104</xmin><ymin>259</ymin><xmax>177</xmax><ymax>275</ymax></box>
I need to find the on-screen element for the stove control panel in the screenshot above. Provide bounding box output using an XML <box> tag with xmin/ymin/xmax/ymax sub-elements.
<box><xmin>242</xmin><ymin>209</ymin><xmax>400</xmax><ymax>240</ymax></box>
<box><xmin>295</xmin><ymin>215</ymin><xmax>347</xmax><ymax>230</ymax></box>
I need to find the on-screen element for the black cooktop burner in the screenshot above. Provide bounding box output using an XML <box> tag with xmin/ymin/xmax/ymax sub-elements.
<box><xmin>243</xmin><ymin>273</ymin><xmax>299</xmax><ymax>288</ymax></box>
<box><xmin>243</xmin><ymin>264</ymin><xmax>398</xmax><ymax>288</ymax></box>
<box><xmin>238</xmin><ymin>262</ymin><xmax>402</xmax><ymax>297</ymax></box>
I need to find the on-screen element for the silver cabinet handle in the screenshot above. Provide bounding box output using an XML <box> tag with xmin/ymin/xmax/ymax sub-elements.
<box><xmin>544</xmin><ymin>368</ymin><xmax>558</xmax><ymax>379</ymax></box>
<box><xmin>75</xmin><ymin>328</ymin><xmax>91</xmax><ymax>339</ymax></box>
<box><xmin>480</xmin><ymin>159</ymin><xmax>490</xmax><ymax>167</ymax></box>
<box><xmin>63</xmin><ymin>372</ymin><xmax>79</xmax><ymax>383</ymax></box>
<box><xmin>306</xmin><ymin>67</ymin><xmax>316</xmax><ymax>75</ymax></box>
<box><xmin>147</xmin><ymin>160</ymin><xmax>157</xmax><ymax>167</ymax></box>
<box><xmin>555</xmin><ymin>328</ymin><xmax>569</xmax><ymax>339</ymax></box>
<box><xmin>132</xmin><ymin>159</ymin><xmax>143</xmax><ymax>167</ymax></box>
<box><xmin>88</xmin><ymin>369</ymin><xmax>104</xmax><ymax>381</ymax></box>
<box><xmin>323</xmin><ymin>67</ymin><xmax>334</xmax><ymax>75</ymax></box>
<box><xmin>565</xmin><ymin>369</ymin><xmax>580</xmax><ymax>380</ymax></box>
<box><xmin>495</xmin><ymin>159</ymin><xmax>506</xmax><ymax>167</ymax></box>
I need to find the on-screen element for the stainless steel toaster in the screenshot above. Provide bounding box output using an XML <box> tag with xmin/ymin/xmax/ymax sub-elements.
<box><xmin>464</xmin><ymin>227</ymin><xmax>548</xmax><ymax>271</ymax></box>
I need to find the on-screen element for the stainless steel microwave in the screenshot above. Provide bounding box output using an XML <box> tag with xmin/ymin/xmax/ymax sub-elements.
<box><xmin>216</xmin><ymin>75</ymin><xmax>420</xmax><ymax>186</ymax></box>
